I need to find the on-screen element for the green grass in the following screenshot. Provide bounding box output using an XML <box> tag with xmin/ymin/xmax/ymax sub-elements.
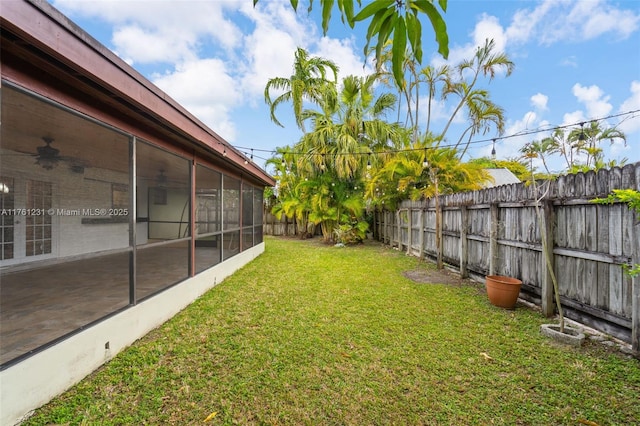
<box><xmin>25</xmin><ymin>237</ymin><xmax>640</xmax><ymax>425</ymax></box>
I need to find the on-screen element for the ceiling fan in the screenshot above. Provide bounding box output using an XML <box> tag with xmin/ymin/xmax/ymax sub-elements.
<box><xmin>32</xmin><ymin>136</ymin><xmax>90</xmax><ymax>171</ymax></box>
<box><xmin>1</xmin><ymin>136</ymin><xmax>91</xmax><ymax>171</ymax></box>
<box><xmin>35</xmin><ymin>137</ymin><xmax>60</xmax><ymax>170</ymax></box>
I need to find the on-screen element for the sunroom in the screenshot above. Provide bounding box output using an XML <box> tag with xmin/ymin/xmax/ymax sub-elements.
<box><xmin>0</xmin><ymin>2</ymin><xmax>274</xmax><ymax>424</ymax></box>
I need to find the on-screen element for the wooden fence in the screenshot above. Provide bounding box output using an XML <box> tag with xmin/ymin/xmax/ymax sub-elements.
<box><xmin>263</xmin><ymin>211</ymin><xmax>296</xmax><ymax>236</ymax></box>
<box><xmin>263</xmin><ymin>211</ymin><xmax>321</xmax><ymax>237</ymax></box>
<box><xmin>373</xmin><ymin>163</ymin><xmax>640</xmax><ymax>352</ymax></box>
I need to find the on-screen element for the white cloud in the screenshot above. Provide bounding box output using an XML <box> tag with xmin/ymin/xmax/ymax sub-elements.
<box><xmin>238</xmin><ymin>0</ymin><xmax>369</xmax><ymax>105</ymax></box>
<box><xmin>153</xmin><ymin>58</ymin><xmax>241</xmax><ymax>140</ymax></box>
<box><xmin>112</xmin><ymin>25</ymin><xmax>197</xmax><ymax>65</ymax></box>
<box><xmin>618</xmin><ymin>81</ymin><xmax>640</xmax><ymax>134</ymax></box>
<box><xmin>53</xmin><ymin>0</ymin><xmax>368</xmax><ymax>132</ymax></box>
<box><xmin>505</xmin><ymin>110</ymin><xmax>538</xmax><ymax>137</ymax></box>
<box><xmin>530</xmin><ymin>93</ymin><xmax>548</xmax><ymax>111</ymax></box>
<box><xmin>430</xmin><ymin>13</ymin><xmax>508</xmax><ymax>75</ymax></box>
<box><xmin>315</xmin><ymin>37</ymin><xmax>371</xmax><ymax>80</ymax></box>
<box><xmin>572</xmin><ymin>83</ymin><xmax>613</xmax><ymax>118</ymax></box>
<box><xmin>498</xmin><ymin>111</ymin><xmax>541</xmax><ymax>160</ymax></box>
<box><xmin>238</xmin><ymin>1</ymin><xmax>310</xmax><ymax>100</ymax></box>
<box><xmin>562</xmin><ymin>110</ymin><xmax>587</xmax><ymax>127</ymax></box>
<box><xmin>472</xmin><ymin>14</ymin><xmax>507</xmax><ymax>53</ymax></box>
<box><xmin>505</xmin><ymin>0</ymin><xmax>554</xmax><ymax>44</ymax></box>
<box><xmin>432</xmin><ymin>0</ymin><xmax>639</xmax><ymax>76</ymax></box>
<box><xmin>576</xmin><ymin>0</ymin><xmax>639</xmax><ymax>41</ymax></box>
<box><xmin>560</xmin><ymin>56</ymin><xmax>578</xmax><ymax>68</ymax></box>
<box><xmin>416</xmin><ymin>97</ymin><xmax>462</xmax><ymax>134</ymax></box>
<box><xmin>54</xmin><ymin>0</ymin><xmax>243</xmax><ymax>64</ymax></box>
<box><xmin>507</xmin><ymin>0</ymin><xmax>640</xmax><ymax>45</ymax></box>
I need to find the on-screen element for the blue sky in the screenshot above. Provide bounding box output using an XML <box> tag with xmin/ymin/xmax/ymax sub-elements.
<box><xmin>51</xmin><ymin>0</ymin><xmax>640</xmax><ymax>174</ymax></box>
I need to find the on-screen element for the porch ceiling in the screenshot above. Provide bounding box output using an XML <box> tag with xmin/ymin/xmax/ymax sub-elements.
<box><xmin>1</xmin><ymin>86</ymin><xmax>190</xmax><ymax>184</ymax></box>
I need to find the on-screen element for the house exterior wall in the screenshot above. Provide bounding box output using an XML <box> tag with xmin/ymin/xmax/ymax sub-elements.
<box><xmin>0</xmin><ymin>2</ymin><xmax>274</xmax><ymax>424</ymax></box>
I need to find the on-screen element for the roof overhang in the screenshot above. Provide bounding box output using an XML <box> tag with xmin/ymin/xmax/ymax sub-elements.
<box><xmin>0</xmin><ymin>0</ymin><xmax>275</xmax><ymax>187</ymax></box>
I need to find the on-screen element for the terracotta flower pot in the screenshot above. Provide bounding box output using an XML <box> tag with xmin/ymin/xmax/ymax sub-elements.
<box><xmin>485</xmin><ymin>275</ymin><xmax>522</xmax><ymax>309</ymax></box>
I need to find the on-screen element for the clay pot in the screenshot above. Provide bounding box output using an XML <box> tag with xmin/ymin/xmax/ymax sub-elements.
<box><xmin>485</xmin><ymin>275</ymin><xmax>522</xmax><ymax>309</ymax></box>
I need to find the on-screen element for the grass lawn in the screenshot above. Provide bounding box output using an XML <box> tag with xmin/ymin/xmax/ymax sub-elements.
<box><xmin>25</xmin><ymin>236</ymin><xmax>640</xmax><ymax>425</ymax></box>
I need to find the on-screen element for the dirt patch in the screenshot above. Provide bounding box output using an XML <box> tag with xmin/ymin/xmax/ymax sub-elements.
<box><xmin>403</xmin><ymin>268</ymin><xmax>465</xmax><ymax>286</ymax></box>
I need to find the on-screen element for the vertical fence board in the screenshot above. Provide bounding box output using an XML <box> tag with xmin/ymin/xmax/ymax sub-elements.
<box><xmin>460</xmin><ymin>206</ymin><xmax>469</xmax><ymax>278</ymax></box>
<box><xmin>610</xmin><ymin>204</ymin><xmax>624</xmax><ymax>315</ymax></box>
<box><xmin>556</xmin><ymin>206</ymin><xmax>567</xmax><ymax>248</ymax></box>
<box><xmin>576</xmin><ymin>205</ymin><xmax>586</xmax><ymax>249</ymax></box>
<box><xmin>597</xmin><ymin>263</ymin><xmax>611</xmax><ymax>310</ymax></box>
<box><xmin>622</xmin><ymin>208</ymin><xmax>635</xmax><ymax>317</ymax></box>
<box><xmin>585</xmin><ymin>205</ymin><xmax>596</xmax><ymax>251</ymax></box>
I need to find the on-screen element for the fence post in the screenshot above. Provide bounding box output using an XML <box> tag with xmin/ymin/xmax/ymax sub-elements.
<box><xmin>270</xmin><ymin>210</ymin><xmax>275</xmax><ymax>236</ymax></box>
<box><xmin>460</xmin><ymin>206</ymin><xmax>468</xmax><ymax>278</ymax></box>
<box><xmin>385</xmin><ymin>210</ymin><xmax>390</xmax><ymax>244</ymax></box>
<box><xmin>632</xmin><ymin>214</ymin><xmax>639</xmax><ymax>353</ymax></box>
<box><xmin>540</xmin><ymin>200</ymin><xmax>556</xmax><ymax>317</ymax></box>
<box><xmin>419</xmin><ymin>208</ymin><xmax>425</xmax><ymax>260</ymax></box>
<box><xmin>381</xmin><ymin>210</ymin><xmax>386</xmax><ymax>243</ymax></box>
<box><xmin>436</xmin><ymin>198</ymin><xmax>443</xmax><ymax>269</ymax></box>
<box><xmin>396</xmin><ymin>210</ymin><xmax>401</xmax><ymax>249</ymax></box>
<box><xmin>407</xmin><ymin>207</ymin><xmax>412</xmax><ymax>255</ymax></box>
<box><xmin>489</xmin><ymin>203</ymin><xmax>498</xmax><ymax>276</ymax></box>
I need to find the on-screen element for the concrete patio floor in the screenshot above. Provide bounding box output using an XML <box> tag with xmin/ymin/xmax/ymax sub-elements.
<box><xmin>0</xmin><ymin>245</ymin><xmax>219</xmax><ymax>365</ymax></box>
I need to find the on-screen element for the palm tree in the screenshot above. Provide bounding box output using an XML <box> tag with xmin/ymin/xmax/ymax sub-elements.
<box><xmin>275</xmin><ymin>73</ymin><xmax>401</xmax><ymax>242</ymax></box>
<box><xmin>567</xmin><ymin>121</ymin><xmax>626</xmax><ymax>171</ymax></box>
<box><xmin>519</xmin><ymin>138</ymin><xmax>556</xmax><ymax>176</ymax></box>
<box><xmin>298</xmin><ymin>74</ymin><xmax>401</xmax><ymax>179</ymax></box>
<box><xmin>542</xmin><ymin>128</ymin><xmax>574</xmax><ymax>171</ymax></box>
<box><xmin>421</xmin><ymin>64</ymin><xmax>449</xmax><ymax>135</ymax></box>
<box><xmin>304</xmin><ymin>170</ymin><xmax>367</xmax><ymax>243</ymax></box>
<box><xmin>375</xmin><ymin>39</ymin><xmax>511</xmax><ymax>154</ymax></box>
<box><xmin>266</xmin><ymin>147</ymin><xmax>322</xmax><ymax>238</ymax></box>
<box><xmin>439</xmin><ymin>39</ymin><xmax>514</xmax><ymax>149</ymax></box>
<box><xmin>532</xmin><ymin>122</ymin><xmax>627</xmax><ymax>174</ymax></box>
<box><xmin>454</xmin><ymin>89</ymin><xmax>505</xmax><ymax>157</ymax></box>
<box><xmin>264</xmin><ymin>47</ymin><xmax>339</xmax><ymax>132</ymax></box>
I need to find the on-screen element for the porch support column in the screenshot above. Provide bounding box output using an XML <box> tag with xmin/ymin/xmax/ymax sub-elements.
<box><xmin>129</xmin><ymin>136</ymin><xmax>137</xmax><ymax>305</ymax></box>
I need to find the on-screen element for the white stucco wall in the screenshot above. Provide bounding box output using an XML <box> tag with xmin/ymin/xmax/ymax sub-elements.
<box><xmin>0</xmin><ymin>242</ymin><xmax>265</xmax><ymax>426</ymax></box>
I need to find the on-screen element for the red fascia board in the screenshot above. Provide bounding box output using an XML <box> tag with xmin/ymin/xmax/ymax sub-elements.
<box><xmin>1</xmin><ymin>0</ymin><xmax>274</xmax><ymax>186</ymax></box>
